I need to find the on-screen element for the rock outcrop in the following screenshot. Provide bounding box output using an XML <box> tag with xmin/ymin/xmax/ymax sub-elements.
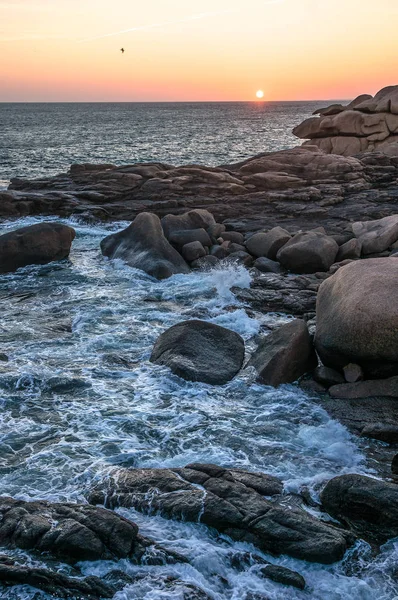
<box><xmin>150</xmin><ymin>320</ymin><xmax>245</xmax><ymax>385</ymax></box>
<box><xmin>247</xmin><ymin>319</ymin><xmax>317</xmax><ymax>386</ymax></box>
<box><xmin>100</xmin><ymin>212</ymin><xmax>190</xmax><ymax>279</ymax></box>
<box><xmin>294</xmin><ymin>85</ymin><xmax>398</xmax><ymax>157</ymax></box>
<box><xmin>88</xmin><ymin>463</ymin><xmax>353</xmax><ymax>564</ymax></box>
<box><xmin>315</xmin><ymin>258</ymin><xmax>398</xmax><ymax>377</ymax></box>
<box><xmin>0</xmin><ymin>222</ymin><xmax>75</xmax><ymax>273</ymax></box>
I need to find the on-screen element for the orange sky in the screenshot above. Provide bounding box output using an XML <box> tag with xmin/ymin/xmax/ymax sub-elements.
<box><xmin>1</xmin><ymin>0</ymin><xmax>397</xmax><ymax>101</ymax></box>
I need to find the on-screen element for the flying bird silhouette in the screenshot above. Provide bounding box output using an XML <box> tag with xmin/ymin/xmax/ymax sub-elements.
<box><xmin>120</xmin><ymin>48</ymin><xmax>125</xmax><ymax>53</ymax></box>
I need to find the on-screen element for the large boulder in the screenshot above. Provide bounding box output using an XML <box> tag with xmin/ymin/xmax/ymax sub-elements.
<box><xmin>89</xmin><ymin>463</ymin><xmax>353</xmax><ymax>564</ymax></box>
<box><xmin>150</xmin><ymin>320</ymin><xmax>245</xmax><ymax>385</ymax></box>
<box><xmin>161</xmin><ymin>209</ymin><xmax>216</xmax><ymax>239</ymax></box>
<box><xmin>247</xmin><ymin>319</ymin><xmax>317</xmax><ymax>386</ymax></box>
<box><xmin>245</xmin><ymin>227</ymin><xmax>291</xmax><ymax>260</ymax></box>
<box><xmin>276</xmin><ymin>231</ymin><xmax>338</xmax><ymax>274</ymax></box>
<box><xmin>320</xmin><ymin>474</ymin><xmax>398</xmax><ymax>544</ymax></box>
<box><xmin>315</xmin><ymin>258</ymin><xmax>398</xmax><ymax>377</ymax></box>
<box><xmin>0</xmin><ymin>222</ymin><xmax>75</xmax><ymax>274</ymax></box>
<box><xmin>100</xmin><ymin>212</ymin><xmax>189</xmax><ymax>280</ymax></box>
<box><xmin>352</xmin><ymin>215</ymin><xmax>398</xmax><ymax>254</ymax></box>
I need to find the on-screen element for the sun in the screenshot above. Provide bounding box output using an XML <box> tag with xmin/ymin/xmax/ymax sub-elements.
<box><xmin>256</xmin><ymin>90</ymin><xmax>264</xmax><ymax>99</ymax></box>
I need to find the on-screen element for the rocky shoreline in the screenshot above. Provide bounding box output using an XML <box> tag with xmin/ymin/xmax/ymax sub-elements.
<box><xmin>2</xmin><ymin>88</ymin><xmax>398</xmax><ymax>599</ymax></box>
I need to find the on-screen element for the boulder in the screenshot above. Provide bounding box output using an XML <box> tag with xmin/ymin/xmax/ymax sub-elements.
<box><xmin>89</xmin><ymin>463</ymin><xmax>352</xmax><ymax>564</ymax></box>
<box><xmin>210</xmin><ymin>244</ymin><xmax>229</xmax><ymax>259</ymax></box>
<box><xmin>224</xmin><ymin>250</ymin><xmax>254</xmax><ymax>267</ymax></box>
<box><xmin>247</xmin><ymin>319</ymin><xmax>318</xmax><ymax>386</ymax></box>
<box><xmin>221</xmin><ymin>231</ymin><xmax>244</xmax><ymax>244</ymax></box>
<box><xmin>276</xmin><ymin>232</ymin><xmax>338</xmax><ymax>274</ymax></box>
<box><xmin>253</xmin><ymin>257</ymin><xmax>284</xmax><ymax>274</ymax></box>
<box><xmin>361</xmin><ymin>423</ymin><xmax>398</xmax><ymax>444</ymax></box>
<box><xmin>352</xmin><ymin>215</ymin><xmax>398</xmax><ymax>254</ymax></box>
<box><xmin>343</xmin><ymin>363</ymin><xmax>364</xmax><ymax>383</ymax></box>
<box><xmin>259</xmin><ymin>564</ymin><xmax>305</xmax><ymax>590</ymax></box>
<box><xmin>246</xmin><ymin>227</ymin><xmax>291</xmax><ymax>260</ymax></box>
<box><xmin>100</xmin><ymin>212</ymin><xmax>189</xmax><ymax>280</ymax></box>
<box><xmin>320</xmin><ymin>473</ymin><xmax>398</xmax><ymax>543</ymax></box>
<box><xmin>161</xmin><ymin>209</ymin><xmax>216</xmax><ymax>239</ymax></box>
<box><xmin>0</xmin><ymin>222</ymin><xmax>75</xmax><ymax>274</ymax></box>
<box><xmin>336</xmin><ymin>238</ymin><xmax>362</xmax><ymax>261</ymax></box>
<box><xmin>150</xmin><ymin>320</ymin><xmax>245</xmax><ymax>385</ymax></box>
<box><xmin>181</xmin><ymin>241</ymin><xmax>206</xmax><ymax>262</ymax></box>
<box><xmin>191</xmin><ymin>255</ymin><xmax>219</xmax><ymax>270</ymax></box>
<box><xmin>329</xmin><ymin>376</ymin><xmax>398</xmax><ymax>399</ymax></box>
<box><xmin>313</xmin><ymin>366</ymin><xmax>345</xmax><ymax>387</ymax></box>
<box><xmin>315</xmin><ymin>258</ymin><xmax>398</xmax><ymax>377</ymax></box>
<box><xmin>169</xmin><ymin>228</ymin><xmax>212</xmax><ymax>248</ymax></box>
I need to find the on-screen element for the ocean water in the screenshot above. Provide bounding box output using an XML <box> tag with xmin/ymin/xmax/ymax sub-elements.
<box><xmin>1</xmin><ymin>216</ymin><xmax>398</xmax><ymax>600</ymax></box>
<box><xmin>0</xmin><ymin>101</ymin><xmax>321</xmax><ymax>183</ymax></box>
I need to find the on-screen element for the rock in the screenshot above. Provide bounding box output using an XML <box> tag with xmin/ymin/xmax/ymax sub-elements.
<box><xmin>169</xmin><ymin>228</ymin><xmax>212</xmax><ymax>249</ymax></box>
<box><xmin>0</xmin><ymin>354</ymin><xmax>8</xmax><ymax>362</ymax></box>
<box><xmin>247</xmin><ymin>320</ymin><xmax>318</xmax><ymax>386</ymax></box>
<box><xmin>320</xmin><ymin>473</ymin><xmax>398</xmax><ymax>544</ymax></box>
<box><xmin>313</xmin><ymin>366</ymin><xmax>345</xmax><ymax>387</ymax></box>
<box><xmin>361</xmin><ymin>423</ymin><xmax>398</xmax><ymax>444</ymax></box>
<box><xmin>245</xmin><ymin>227</ymin><xmax>291</xmax><ymax>259</ymax></box>
<box><xmin>276</xmin><ymin>232</ymin><xmax>338</xmax><ymax>274</ymax></box>
<box><xmin>89</xmin><ymin>463</ymin><xmax>352</xmax><ymax>564</ymax></box>
<box><xmin>228</xmin><ymin>242</ymin><xmax>246</xmax><ymax>254</ymax></box>
<box><xmin>253</xmin><ymin>257</ymin><xmax>284</xmax><ymax>274</ymax></box>
<box><xmin>329</xmin><ymin>376</ymin><xmax>398</xmax><ymax>399</ymax></box>
<box><xmin>191</xmin><ymin>255</ymin><xmax>219</xmax><ymax>270</ymax></box>
<box><xmin>0</xmin><ymin>556</ymin><xmax>115</xmax><ymax>599</ymax></box>
<box><xmin>150</xmin><ymin>320</ymin><xmax>245</xmax><ymax>385</ymax></box>
<box><xmin>161</xmin><ymin>209</ymin><xmax>216</xmax><ymax>239</ymax></box>
<box><xmin>259</xmin><ymin>564</ymin><xmax>306</xmax><ymax>590</ymax></box>
<box><xmin>221</xmin><ymin>231</ymin><xmax>244</xmax><ymax>244</ymax></box>
<box><xmin>182</xmin><ymin>241</ymin><xmax>206</xmax><ymax>262</ymax></box>
<box><xmin>100</xmin><ymin>212</ymin><xmax>189</xmax><ymax>280</ymax></box>
<box><xmin>352</xmin><ymin>215</ymin><xmax>398</xmax><ymax>254</ymax></box>
<box><xmin>0</xmin><ymin>496</ymin><xmax>139</xmax><ymax>562</ymax></box>
<box><xmin>315</xmin><ymin>258</ymin><xmax>398</xmax><ymax>377</ymax></box>
<box><xmin>224</xmin><ymin>250</ymin><xmax>254</xmax><ymax>267</ymax></box>
<box><xmin>0</xmin><ymin>222</ymin><xmax>75</xmax><ymax>274</ymax></box>
<box><xmin>343</xmin><ymin>363</ymin><xmax>364</xmax><ymax>383</ymax></box>
<box><xmin>392</xmin><ymin>454</ymin><xmax>398</xmax><ymax>475</ymax></box>
<box><xmin>207</xmin><ymin>223</ymin><xmax>226</xmax><ymax>240</ymax></box>
<box><xmin>336</xmin><ymin>238</ymin><xmax>362</xmax><ymax>261</ymax></box>
<box><xmin>210</xmin><ymin>244</ymin><xmax>229</xmax><ymax>259</ymax></box>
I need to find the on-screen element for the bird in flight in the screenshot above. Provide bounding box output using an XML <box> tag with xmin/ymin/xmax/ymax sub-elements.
<box><xmin>120</xmin><ymin>48</ymin><xmax>125</xmax><ymax>53</ymax></box>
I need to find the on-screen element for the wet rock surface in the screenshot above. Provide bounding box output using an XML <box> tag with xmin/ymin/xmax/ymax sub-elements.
<box><xmin>88</xmin><ymin>463</ymin><xmax>353</xmax><ymax>564</ymax></box>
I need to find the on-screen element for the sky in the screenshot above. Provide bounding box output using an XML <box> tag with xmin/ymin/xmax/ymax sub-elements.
<box><xmin>0</xmin><ymin>0</ymin><xmax>397</xmax><ymax>101</ymax></box>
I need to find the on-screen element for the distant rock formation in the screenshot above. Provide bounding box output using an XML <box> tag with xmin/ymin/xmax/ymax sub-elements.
<box><xmin>293</xmin><ymin>85</ymin><xmax>398</xmax><ymax>157</ymax></box>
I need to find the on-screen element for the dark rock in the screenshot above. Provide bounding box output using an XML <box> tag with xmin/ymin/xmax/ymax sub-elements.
<box><xmin>0</xmin><ymin>222</ymin><xmax>75</xmax><ymax>274</ymax></box>
<box><xmin>190</xmin><ymin>255</ymin><xmax>219</xmax><ymax>270</ymax></box>
<box><xmin>247</xmin><ymin>320</ymin><xmax>318</xmax><ymax>386</ymax></box>
<box><xmin>320</xmin><ymin>473</ymin><xmax>398</xmax><ymax>544</ymax></box>
<box><xmin>276</xmin><ymin>231</ymin><xmax>338</xmax><ymax>274</ymax></box>
<box><xmin>259</xmin><ymin>564</ymin><xmax>306</xmax><ymax>590</ymax></box>
<box><xmin>224</xmin><ymin>250</ymin><xmax>254</xmax><ymax>267</ymax></box>
<box><xmin>169</xmin><ymin>228</ymin><xmax>212</xmax><ymax>248</ymax></box>
<box><xmin>228</xmin><ymin>242</ymin><xmax>247</xmax><ymax>253</ymax></box>
<box><xmin>89</xmin><ymin>463</ymin><xmax>353</xmax><ymax>564</ymax></box>
<box><xmin>343</xmin><ymin>363</ymin><xmax>364</xmax><ymax>383</ymax></box>
<box><xmin>221</xmin><ymin>231</ymin><xmax>244</xmax><ymax>244</ymax></box>
<box><xmin>45</xmin><ymin>376</ymin><xmax>91</xmax><ymax>394</ymax></box>
<box><xmin>207</xmin><ymin>223</ymin><xmax>226</xmax><ymax>240</ymax></box>
<box><xmin>361</xmin><ymin>423</ymin><xmax>398</xmax><ymax>444</ymax></box>
<box><xmin>314</xmin><ymin>366</ymin><xmax>345</xmax><ymax>387</ymax></box>
<box><xmin>315</xmin><ymin>258</ymin><xmax>398</xmax><ymax>377</ymax></box>
<box><xmin>329</xmin><ymin>376</ymin><xmax>398</xmax><ymax>399</ymax></box>
<box><xmin>0</xmin><ymin>354</ymin><xmax>8</xmax><ymax>362</ymax></box>
<box><xmin>100</xmin><ymin>212</ymin><xmax>190</xmax><ymax>280</ymax></box>
<box><xmin>246</xmin><ymin>227</ymin><xmax>291</xmax><ymax>259</ymax></box>
<box><xmin>336</xmin><ymin>238</ymin><xmax>362</xmax><ymax>261</ymax></box>
<box><xmin>150</xmin><ymin>320</ymin><xmax>245</xmax><ymax>385</ymax></box>
<box><xmin>210</xmin><ymin>244</ymin><xmax>229</xmax><ymax>259</ymax></box>
<box><xmin>253</xmin><ymin>257</ymin><xmax>284</xmax><ymax>274</ymax></box>
<box><xmin>162</xmin><ymin>209</ymin><xmax>216</xmax><ymax>238</ymax></box>
<box><xmin>392</xmin><ymin>454</ymin><xmax>398</xmax><ymax>474</ymax></box>
<box><xmin>182</xmin><ymin>241</ymin><xmax>206</xmax><ymax>262</ymax></box>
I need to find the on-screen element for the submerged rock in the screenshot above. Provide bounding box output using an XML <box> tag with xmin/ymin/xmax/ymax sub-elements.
<box><xmin>100</xmin><ymin>212</ymin><xmax>189</xmax><ymax>279</ymax></box>
<box><xmin>259</xmin><ymin>564</ymin><xmax>306</xmax><ymax>590</ymax></box>
<box><xmin>315</xmin><ymin>258</ymin><xmax>398</xmax><ymax>377</ymax></box>
<box><xmin>150</xmin><ymin>320</ymin><xmax>245</xmax><ymax>385</ymax></box>
<box><xmin>89</xmin><ymin>463</ymin><xmax>353</xmax><ymax>564</ymax></box>
<box><xmin>320</xmin><ymin>474</ymin><xmax>398</xmax><ymax>544</ymax></box>
<box><xmin>0</xmin><ymin>222</ymin><xmax>75</xmax><ymax>274</ymax></box>
<box><xmin>247</xmin><ymin>319</ymin><xmax>317</xmax><ymax>386</ymax></box>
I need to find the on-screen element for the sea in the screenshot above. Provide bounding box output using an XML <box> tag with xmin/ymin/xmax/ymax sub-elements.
<box><xmin>1</xmin><ymin>103</ymin><xmax>398</xmax><ymax>600</ymax></box>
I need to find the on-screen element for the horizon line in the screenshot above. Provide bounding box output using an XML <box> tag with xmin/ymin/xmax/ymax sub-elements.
<box><xmin>0</xmin><ymin>98</ymin><xmax>350</xmax><ymax>104</ymax></box>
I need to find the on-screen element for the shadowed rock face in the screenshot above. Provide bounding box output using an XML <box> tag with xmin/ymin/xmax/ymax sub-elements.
<box><xmin>100</xmin><ymin>212</ymin><xmax>190</xmax><ymax>279</ymax></box>
<box><xmin>320</xmin><ymin>474</ymin><xmax>398</xmax><ymax>545</ymax></box>
<box><xmin>88</xmin><ymin>463</ymin><xmax>353</xmax><ymax>564</ymax></box>
<box><xmin>294</xmin><ymin>86</ymin><xmax>398</xmax><ymax>157</ymax></box>
<box><xmin>150</xmin><ymin>320</ymin><xmax>245</xmax><ymax>385</ymax></box>
<box><xmin>315</xmin><ymin>258</ymin><xmax>398</xmax><ymax>377</ymax></box>
<box><xmin>0</xmin><ymin>222</ymin><xmax>75</xmax><ymax>274</ymax></box>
